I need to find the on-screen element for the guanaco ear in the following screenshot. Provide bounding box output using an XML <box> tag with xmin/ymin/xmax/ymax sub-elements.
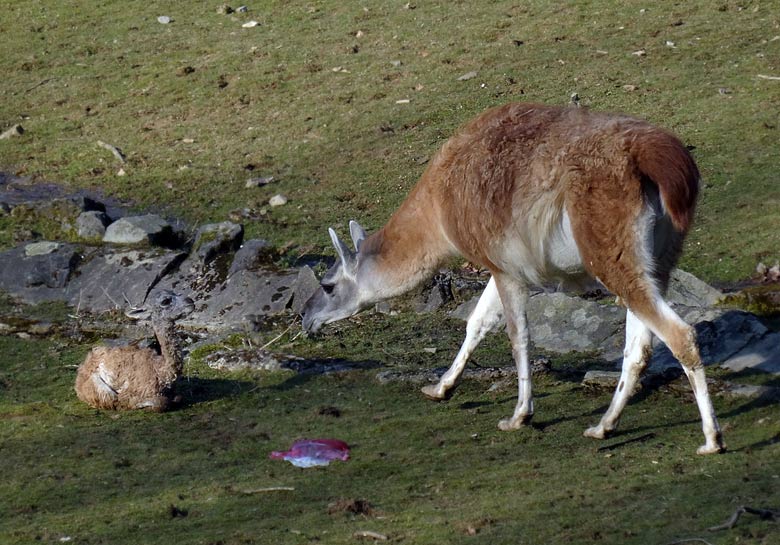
<box><xmin>348</xmin><ymin>220</ymin><xmax>367</xmax><ymax>252</ymax></box>
<box><xmin>328</xmin><ymin>227</ymin><xmax>356</xmax><ymax>273</ymax></box>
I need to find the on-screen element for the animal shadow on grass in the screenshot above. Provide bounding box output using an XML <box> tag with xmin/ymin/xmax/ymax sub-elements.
<box><xmin>271</xmin><ymin>357</ymin><xmax>382</xmax><ymax>391</ymax></box>
<box><xmin>173</xmin><ymin>376</ymin><xmax>256</xmax><ymax>409</ymax></box>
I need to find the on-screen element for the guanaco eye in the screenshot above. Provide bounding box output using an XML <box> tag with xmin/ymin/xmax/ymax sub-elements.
<box><xmin>322</xmin><ymin>283</ymin><xmax>335</xmax><ymax>295</ymax></box>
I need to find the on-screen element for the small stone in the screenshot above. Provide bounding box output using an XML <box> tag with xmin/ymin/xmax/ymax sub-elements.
<box><xmin>623</xmin><ymin>84</ymin><xmax>638</xmax><ymax>92</ymax></box>
<box><xmin>245</xmin><ymin>176</ymin><xmax>275</xmax><ymax>188</ymax></box>
<box><xmin>632</xmin><ymin>49</ymin><xmax>646</xmax><ymax>56</ymax></box>
<box><xmin>582</xmin><ymin>370</ymin><xmax>623</xmax><ymax>390</ymax></box>
<box><xmin>237</xmin><ymin>5</ymin><xmax>248</xmax><ymax>12</ymax></box>
<box><xmin>242</xmin><ymin>20</ymin><xmax>260</xmax><ymax>28</ymax></box>
<box><xmin>103</xmin><ymin>214</ymin><xmax>175</xmax><ymax>246</ymax></box>
<box><xmin>76</xmin><ymin>210</ymin><xmax>111</xmax><ymax>240</ymax></box>
<box><xmin>390</xmin><ymin>60</ymin><xmax>402</xmax><ymax>67</ymax></box>
<box><xmin>457</xmin><ymin>71</ymin><xmax>478</xmax><ymax>81</ymax></box>
<box><xmin>117</xmin><ymin>168</ymin><xmax>126</xmax><ymax>176</ymax></box>
<box><xmin>269</xmin><ymin>194</ymin><xmax>288</xmax><ymax>207</ymax></box>
<box><xmin>423</xmin><ymin>347</ymin><xmax>437</xmax><ymax>354</ymax></box>
<box><xmin>157</xmin><ymin>16</ymin><xmax>172</xmax><ymax>24</ymax></box>
<box><xmin>395</xmin><ymin>99</ymin><xmax>410</xmax><ymax>104</ymax></box>
<box><xmin>355</xmin><ymin>30</ymin><xmax>364</xmax><ymax>38</ymax></box>
<box><xmin>665</xmin><ymin>40</ymin><xmax>676</xmax><ymax>48</ymax></box>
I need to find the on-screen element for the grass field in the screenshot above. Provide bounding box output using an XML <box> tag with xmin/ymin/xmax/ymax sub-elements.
<box><xmin>2</xmin><ymin>2</ymin><xmax>780</xmax><ymax>544</ymax></box>
<box><xmin>1</xmin><ymin>0</ymin><xmax>779</xmax><ymax>281</ymax></box>
<box><xmin>1</xmin><ymin>314</ymin><xmax>779</xmax><ymax>545</ymax></box>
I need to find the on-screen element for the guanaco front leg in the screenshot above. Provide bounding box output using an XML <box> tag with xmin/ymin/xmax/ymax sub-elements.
<box><xmin>421</xmin><ymin>277</ymin><xmax>504</xmax><ymax>400</ymax></box>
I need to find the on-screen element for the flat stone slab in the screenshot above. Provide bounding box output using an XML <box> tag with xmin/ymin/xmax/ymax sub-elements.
<box><xmin>65</xmin><ymin>249</ymin><xmax>187</xmax><ymax>312</ymax></box>
<box><xmin>649</xmin><ymin>309</ymin><xmax>780</xmax><ymax>375</ymax></box>
<box><xmin>174</xmin><ymin>268</ymin><xmax>299</xmax><ymax>331</ymax></box>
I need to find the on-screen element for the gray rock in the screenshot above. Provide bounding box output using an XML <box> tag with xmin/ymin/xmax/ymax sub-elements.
<box><xmin>65</xmin><ymin>249</ymin><xmax>187</xmax><ymax>312</ymax></box>
<box><xmin>205</xmin><ymin>348</ymin><xmax>292</xmax><ymax>372</ymax></box>
<box><xmin>291</xmin><ymin>265</ymin><xmax>320</xmax><ymax>314</ymax></box>
<box><xmin>719</xmin><ymin>331</ymin><xmax>780</xmax><ymax>375</ymax></box>
<box><xmin>103</xmin><ymin>214</ymin><xmax>175</xmax><ymax>246</ymax></box>
<box><xmin>76</xmin><ymin>210</ymin><xmax>110</xmax><ymax>240</ymax></box>
<box><xmin>228</xmin><ymin>239</ymin><xmax>275</xmax><ymax>276</ymax></box>
<box><xmin>527</xmin><ymin>292</ymin><xmax>626</xmax><ymax>360</ymax></box>
<box><xmin>415</xmin><ymin>272</ymin><xmax>453</xmax><ymax>313</ymax></box>
<box><xmin>716</xmin><ymin>381</ymin><xmax>780</xmax><ymax>400</ymax></box>
<box><xmin>177</xmin><ymin>268</ymin><xmax>297</xmax><ymax>331</ymax></box>
<box><xmin>667</xmin><ymin>268</ymin><xmax>723</xmax><ymax>307</ymax></box>
<box><xmin>0</xmin><ymin>244</ymin><xmax>81</xmax><ymax>302</ymax></box>
<box><xmin>193</xmin><ymin>221</ymin><xmax>243</xmax><ymax>264</ymax></box>
<box><xmin>451</xmin><ymin>290</ymin><xmax>624</xmax><ymax>360</ymax></box>
<box><xmin>648</xmin><ymin>309</ymin><xmax>774</xmax><ymax>374</ymax></box>
<box><xmin>582</xmin><ymin>370</ymin><xmax>623</xmax><ymax>390</ymax></box>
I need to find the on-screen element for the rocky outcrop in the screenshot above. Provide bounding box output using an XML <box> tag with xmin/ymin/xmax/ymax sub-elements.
<box><xmin>1</xmin><ymin>175</ymin><xmax>777</xmax><ymax>380</ymax></box>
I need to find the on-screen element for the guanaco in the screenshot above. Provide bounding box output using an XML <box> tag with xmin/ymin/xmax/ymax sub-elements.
<box><xmin>301</xmin><ymin>102</ymin><xmax>724</xmax><ymax>455</ymax></box>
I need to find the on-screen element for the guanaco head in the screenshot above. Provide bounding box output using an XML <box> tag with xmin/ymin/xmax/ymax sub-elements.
<box><xmin>301</xmin><ymin>220</ymin><xmax>370</xmax><ymax>333</ymax></box>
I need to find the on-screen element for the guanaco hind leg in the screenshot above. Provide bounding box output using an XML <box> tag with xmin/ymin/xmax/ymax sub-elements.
<box><xmin>635</xmin><ymin>297</ymin><xmax>724</xmax><ymax>454</ymax></box>
<box><xmin>421</xmin><ymin>277</ymin><xmax>503</xmax><ymax>400</ymax></box>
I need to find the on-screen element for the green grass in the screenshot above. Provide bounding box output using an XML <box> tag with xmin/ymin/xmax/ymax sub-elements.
<box><xmin>2</xmin><ymin>2</ymin><xmax>780</xmax><ymax>544</ymax></box>
<box><xmin>1</xmin><ymin>0</ymin><xmax>779</xmax><ymax>281</ymax></box>
<box><xmin>2</xmin><ymin>314</ymin><xmax>780</xmax><ymax>545</ymax></box>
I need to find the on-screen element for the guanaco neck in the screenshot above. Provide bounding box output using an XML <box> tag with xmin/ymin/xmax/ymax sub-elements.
<box><xmin>152</xmin><ymin>319</ymin><xmax>182</xmax><ymax>385</ymax></box>
<box><xmin>359</xmin><ymin>181</ymin><xmax>456</xmax><ymax>299</ymax></box>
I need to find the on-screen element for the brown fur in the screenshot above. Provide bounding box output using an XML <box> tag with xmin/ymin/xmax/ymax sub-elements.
<box><xmin>75</xmin><ymin>321</ymin><xmax>183</xmax><ymax>412</ymax></box>
<box><xmin>363</xmin><ymin>103</ymin><xmax>698</xmax><ymax>291</ymax></box>
<box><xmin>360</xmin><ymin>102</ymin><xmax>706</xmax><ymax>382</ymax></box>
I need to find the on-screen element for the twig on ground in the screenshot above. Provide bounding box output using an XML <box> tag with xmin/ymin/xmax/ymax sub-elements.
<box><xmin>25</xmin><ymin>78</ymin><xmax>52</xmax><ymax>92</ymax></box>
<box><xmin>97</xmin><ymin>140</ymin><xmax>126</xmax><ymax>163</ymax></box>
<box><xmin>235</xmin><ymin>486</ymin><xmax>295</xmax><ymax>494</ymax></box>
<box><xmin>757</xmin><ymin>74</ymin><xmax>780</xmax><ymax>81</ymax></box>
<box><xmin>708</xmin><ymin>505</ymin><xmax>780</xmax><ymax>531</ymax></box>
<box><xmin>260</xmin><ymin>318</ymin><xmax>300</xmax><ymax>350</ymax></box>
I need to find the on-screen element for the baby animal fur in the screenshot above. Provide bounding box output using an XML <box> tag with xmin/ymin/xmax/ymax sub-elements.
<box><xmin>75</xmin><ymin>290</ymin><xmax>195</xmax><ymax>411</ymax></box>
